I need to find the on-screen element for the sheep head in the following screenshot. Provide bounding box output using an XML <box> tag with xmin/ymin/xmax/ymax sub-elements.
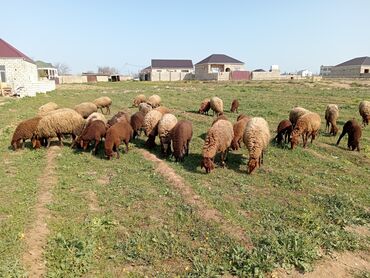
<box><xmin>31</xmin><ymin>137</ymin><xmax>42</xmax><ymax>149</ymax></box>
<box><xmin>290</xmin><ymin>130</ymin><xmax>300</xmax><ymax>149</ymax></box>
<box><xmin>247</xmin><ymin>158</ymin><xmax>258</xmax><ymax>174</ymax></box>
<box><xmin>201</xmin><ymin>157</ymin><xmax>214</xmax><ymax>173</ymax></box>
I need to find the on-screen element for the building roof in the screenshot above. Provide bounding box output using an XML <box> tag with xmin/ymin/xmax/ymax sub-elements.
<box><xmin>252</xmin><ymin>69</ymin><xmax>266</xmax><ymax>72</ymax></box>
<box><xmin>0</xmin><ymin>38</ymin><xmax>34</xmax><ymax>63</ymax></box>
<box><xmin>151</xmin><ymin>59</ymin><xmax>193</xmax><ymax>69</ymax></box>
<box><xmin>196</xmin><ymin>54</ymin><xmax>244</xmax><ymax>65</ymax></box>
<box><xmin>335</xmin><ymin>56</ymin><xmax>370</xmax><ymax>67</ymax></box>
<box><xmin>35</xmin><ymin>60</ymin><xmax>55</xmax><ymax>69</ymax></box>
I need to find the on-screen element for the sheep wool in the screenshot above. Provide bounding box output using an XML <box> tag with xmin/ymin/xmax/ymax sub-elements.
<box><xmin>139</xmin><ymin>102</ymin><xmax>153</xmax><ymax>115</ymax></box>
<box><xmin>11</xmin><ymin>117</ymin><xmax>42</xmax><ymax>150</ymax></box>
<box><xmin>210</xmin><ymin>97</ymin><xmax>223</xmax><ymax>116</ymax></box>
<box><xmin>289</xmin><ymin>106</ymin><xmax>309</xmax><ymax>127</ymax></box>
<box><xmin>171</xmin><ymin>120</ymin><xmax>193</xmax><ymax>162</ymax></box>
<box><xmin>325</xmin><ymin>104</ymin><xmax>339</xmax><ymax>135</ymax></box>
<box><xmin>93</xmin><ymin>96</ymin><xmax>112</xmax><ymax>114</ymax></box>
<box><xmin>147</xmin><ymin>94</ymin><xmax>161</xmax><ymax>108</ymax></box>
<box><xmin>143</xmin><ymin>110</ymin><xmax>163</xmax><ymax>137</ymax></box>
<box><xmin>158</xmin><ymin>113</ymin><xmax>178</xmax><ymax>155</ymax></box>
<box><xmin>86</xmin><ymin>112</ymin><xmax>107</xmax><ymax>125</ymax></box>
<box><xmin>38</xmin><ymin>102</ymin><xmax>59</xmax><ymax>116</ymax></box>
<box><xmin>359</xmin><ymin>100</ymin><xmax>370</xmax><ymax>126</ymax></box>
<box><xmin>243</xmin><ymin>117</ymin><xmax>271</xmax><ymax>174</ymax></box>
<box><xmin>74</xmin><ymin>102</ymin><xmax>98</xmax><ymax>119</ymax></box>
<box><xmin>198</xmin><ymin>98</ymin><xmax>211</xmax><ymax>114</ymax></box>
<box><xmin>291</xmin><ymin>112</ymin><xmax>321</xmax><ymax>149</ymax></box>
<box><xmin>155</xmin><ymin>106</ymin><xmax>171</xmax><ymax>115</ymax></box>
<box><xmin>133</xmin><ymin>94</ymin><xmax>146</xmax><ymax>107</ymax></box>
<box><xmin>231</xmin><ymin>116</ymin><xmax>251</xmax><ymax>150</ymax></box>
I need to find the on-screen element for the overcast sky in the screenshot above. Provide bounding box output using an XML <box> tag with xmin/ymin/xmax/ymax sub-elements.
<box><xmin>2</xmin><ymin>0</ymin><xmax>370</xmax><ymax>74</ymax></box>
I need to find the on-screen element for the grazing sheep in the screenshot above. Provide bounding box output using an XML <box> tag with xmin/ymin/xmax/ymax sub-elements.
<box><xmin>201</xmin><ymin>119</ymin><xmax>234</xmax><ymax>173</ymax></box>
<box><xmin>275</xmin><ymin>119</ymin><xmax>293</xmax><ymax>145</ymax></box>
<box><xmin>11</xmin><ymin>117</ymin><xmax>42</xmax><ymax>150</ymax></box>
<box><xmin>37</xmin><ymin>102</ymin><xmax>59</xmax><ymax>116</ymax></box>
<box><xmin>130</xmin><ymin>111</ymin><xmax>145</xmax><ymax>139</ymax></box>
<box><xmin>107</xmin><ymin>111</ymin><xmax>130</xmax><ymax>127</ymax></box>
<box><xmin>237</xmin><ymin>114</ymin><xmax>249</xmax><ymax>121</ymax></box>
<box><xmin>210</xmin><ymin>97</ymin><xmax>224</xmax><ymax>116</ymax></box>
<box><xmin>336</xmin><ymin>119</ymin><xmax>362</xmax><ymax>151</ymax></box>
<box><xmin>155</xmin><ymin>106</ymin><xmax>171</xmax><ymax>115</ymax></box>
<box><xmin>359</xmin><ymin>100</ymin><xmax>370</xmax><ymax>126</ymax></box>
<box><xmin>289</xmin><ymin>106</ymin><xmax>310</xmax><ymax>127</ymax></box>
<box><xmin>133</xmin><ymin>94</ymin><xmax>146</xmax><ymax>107</ymax></box>
<box><xmin>93</xmin><ymin>96</ymin><xmax>112</xmax><ymax>115</ymax></box>
<box><xmin>104</xmin><ymin>120</ymin><xmax>133</xmax><ymax>159</ymax></box>
<box><xmin>158</xmin><ymin>114</ymin><xmax>178</xmax><ymax>156</ymax></box>
<box><xmin>230</xmin><ymin>99</ymin><xmax>239</xmax><ymax>113</ymax></box>
<box><xmin>231</xmin><ymin>116</ymin><xmax>251</xmax><ymax>150</ymax></box>
<box><xmin>32</xmin><ymin>108</ymin><xmax>85</xmax><ymax>148</ymax></box>
<box><xmin>147</xmin><ymin>94</ymin><xmax>161</xmax><ymax>108</ymax></box>
<box><xmin>243</xmin><ymin>117</ymin><xmax>271</xmax><ymax>174</ymax></box>
<box><xmin>143</xmin><ymin>110</ymin><xmax>163</xmax><ymax>148</ymax></box>
<box><xmin>86</xmin><ymin>112</ymin><xmax>107</xmax><ymax>125</ymax></box>
<box><xmin>198</xmin><ymin>98</ymin><xmax>211</xmax><ymax>115</ymax></box>
<box><xmin>74</xmin><ymin>102</ymin><xmax>98</xmax><ymax>119</ymax></box>
<box><xmin>291</xmin><ymin>112</ymin><xmax>321</xmax><ymax>149</ymax></box>
<box><xmin>75</xmin><ymin>120</ymin><xmax>107</xmax><ymax>155</ymax></box>
<box><xmin>170</xmin><ymin>120</ymin><xmax>193</xmax><ymax>162</ymax></box>
<box><xmin>211</xmin><ymin>113</ymin><xmax>228</xmax><ymax>126</ymax></box>
<box><xmin>138</xmin><ymin>102</ymin><xmax>153</xmax><ymax>115</ymax></box>
<box><xmin>325</xmin><ymin>104</ymin><xmax>339</xmax><ymax>136</ymax></box>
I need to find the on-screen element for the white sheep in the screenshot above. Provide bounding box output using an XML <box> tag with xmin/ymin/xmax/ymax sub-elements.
<box><xmin>142</xmin><ymin>110</ymin><xmax>163</xmax><ymax>148</ymax></box>
<box><xmin>93</xmin><ymin>96</ymin><xmax>112</xmax><ymax>115</ymax></box>
<box><xmin>158</xmin><ymin>113</ymin><xmax>178</xmax><ymax>156</ymax></box>
<box><xmin>138</xmin><ymin>102</ymin><xmax>153</xmax><ymax>115</ymax></box>
<box><xmin>359</xmin><ymin>100</ymin><xmax>370</xmax><ymax>126</ymax></box>
<box><xmin>147</xmin><ymin>94</ymin><xmax>161</xmax><ymax>108</ymax></box>
<box><xmin>289</xmin><ymin>106</ymin><xmax>310</xmax><ymax>127</ymax></box>
<box><xmin>210</xmin><ymin>96</ymin><xmax>224</xmax><ymax>116</ymax></box>
<box><xmin>37</xmin><ymin>102</ymin><xmax>59</xmax><ymax>116</ymax></box>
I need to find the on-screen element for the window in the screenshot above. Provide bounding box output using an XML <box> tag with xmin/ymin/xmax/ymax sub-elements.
<box><xmin>365</xmin><ymin>69</ymin><xmax>369</xmax><ymax>74</ymax></box>
<box><xmin>157</xmin><ymin>70</ymin><xmax>162</xmax><ymax>72</ymax></box>
<box><xmin>0</xmin><ymin>65</ymin><xmax>6</xmax><ymax>82</ymax></box>
<box><xmin>181</xmin><ymin>70</ymin><xmax>189</xmax><ymax>72</ymax></box>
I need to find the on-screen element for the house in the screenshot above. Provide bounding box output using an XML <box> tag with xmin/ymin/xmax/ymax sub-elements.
<box><xmin>251</xmin><ymin>65</ymin><xmax>281</xmax><ymax>80</ymax></box>
<box><xmin>36</xmin><ymin>60</ymin><xmax>58</xmax><ymax>80</ymax></box>
<box><xmin>328</xmin><ymin>57</ymin><xmax>370</xmax><ymax>78</ymax></box>
<box><xmin>0</xmin><ymin>38</ymin><xmax>55</xmax><ymax>97</ymax></box>
<box><xmin>140</xmin><ymin>59</ymin><xmax>194</xmax><ymax>81</ymax></box>
<box><xmin>297</xmin><ymin>69</ymin><xmax>313</xmax><ymax>77</ymax></box>
<box><xmin>195</xmin><ymin>54</ymin><xmax>249</xmax><ymax>81</ymax></box>
<box><xmin>320</xmin><ymin>65</ymin><xmax>332</xmax><ymax>76</ymax></box>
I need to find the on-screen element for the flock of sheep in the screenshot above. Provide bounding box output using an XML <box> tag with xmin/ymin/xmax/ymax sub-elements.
<box><xmin>9</xmin><ymin>91</ymin><xmax>370</xmax><ymax>174</ymax></box>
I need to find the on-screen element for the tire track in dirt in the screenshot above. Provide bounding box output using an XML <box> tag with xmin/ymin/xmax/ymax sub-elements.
<box><xmin>22</xmin><ymin>146</ymin><xmax>59</xmax><ymax>277</ymax></box>
<box><xmin>139</xmin><ymin>149</ymin><xmax>253</xmax><ymax>249</ymax></box>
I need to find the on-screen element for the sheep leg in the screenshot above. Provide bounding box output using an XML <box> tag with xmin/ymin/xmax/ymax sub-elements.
<box><xmin>125</xmin><ymin>140</ymin><xmax>129</xmax><ymax>153</ymax></box>
<box><xmin>186</xmin><ymin>140</ymin><xmax>190</xmax><ymax>156</ymax></box>
<box><xmin>336</xmin><ymin>131</ymin><xmax>346</xmax><ymax>145</ymax></box>
<box><xmin>21</xmin><ymin>139</ymin><xmax>25</xmax><ymax>149</ymax></box>
<box><xmin>93</xmin><ymin>139</ymin><xmax>100</xmax><ymax>155</ymax></box>
<box><xmin>46</xmin><ymin>138</ymin><xmax>51</xmax><ymax>148</ymax></box>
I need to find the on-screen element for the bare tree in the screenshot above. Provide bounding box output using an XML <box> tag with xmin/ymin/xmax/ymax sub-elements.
<box><xmin>54</xmin><ymin>63</ymin><xmax>70</xmax><ymax>75</ymax></box>
<box><xmin>98</xmin><ymin>66</ymin><xmax>118</xmax><ymax>75</ymax></box>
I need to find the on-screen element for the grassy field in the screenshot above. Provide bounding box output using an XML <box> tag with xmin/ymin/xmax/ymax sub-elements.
<box><xmin>0</xmin><ymin>80</ymin><xmax>369</xmax><ymax>277</ymax></box>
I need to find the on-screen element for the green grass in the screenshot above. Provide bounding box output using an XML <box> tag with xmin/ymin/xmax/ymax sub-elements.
<box><xmin>0</xmin><ymin>80</ymin><xmax>369</xmax><ymax>277</ymax></box>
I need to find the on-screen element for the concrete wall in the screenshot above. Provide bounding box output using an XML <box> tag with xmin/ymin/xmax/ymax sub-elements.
<box><xmin>251</xmin><ymin>70</ymin><xmax>281</xmax><ymax>80</ymax></box>
<box><xmin>58</xmin><ymin>75</ymin><xmax>88</xmax><ymax>84</ymax></box>
<box><xmin>96</xmin><ymin>76</ymin><xmax>109</xmax><ymax>82</ymax></box>
<box><xmin>150</xmin><ymin>70</ymin><xmax>194</xmax><ymax>81</ymax></box>
<box><xmin>0</xmin><ymin>58</ymin><xmax>54</xmax><ymax>97</ymax></box>
<box><xmin>328</xmin><ymin>65</ymin><xmax>370</xmax><ymax>78</ymax></box>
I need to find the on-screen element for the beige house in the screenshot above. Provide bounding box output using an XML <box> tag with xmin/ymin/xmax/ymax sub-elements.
<box><xmin>329</xmin><ymin>57</ymin><xmax>370</xmax><ymax>78</ymax></box>
<box><xmin>195</xmin><ymin>54</ymin><xmax>247</xmax><ymax>81</ymax></box>
<box><xmin>140</xmin><ymin>59</ymin><xmax>194</xmax><ymax>81</ymax></box>
<box><xmin>36</xmin><ymin>60</ymin><xmax>58</xmax><ymax>80</ymax></box>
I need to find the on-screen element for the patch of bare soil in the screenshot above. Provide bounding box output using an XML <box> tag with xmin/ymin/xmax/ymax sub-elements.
<box><xmin>139</xmin><ymin>149</ymin><xmax>253</xmax><ymax>249</ymax></box>
<box><xmin>22</xmin><ymin>146</ymin><xmax>59</xmax><ymax>277</ymax></box>
<box><xmin>86</xmin><ymin>190</ymin><xmax>100</xmax><ymax>212</ymax></box>
<box><xmin>345</xmin><ymin>224</ymin><xmax>370</xmax><ymax>238</ymax></box>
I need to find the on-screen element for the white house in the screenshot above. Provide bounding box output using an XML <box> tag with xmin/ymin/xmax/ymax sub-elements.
<box><xmin>297</xmin><ymin>69</ymin><xmax>313</xmax><ymax>77</ymax></box>
<box><xmin>140</xmin><ymin>59</ymin><xmax>194</xmax><ymax>81</ymax></box>
<box><xmin>0</xmin><ymin>38</ymin><xmax>55</xmax><ymax>97</ymax></box>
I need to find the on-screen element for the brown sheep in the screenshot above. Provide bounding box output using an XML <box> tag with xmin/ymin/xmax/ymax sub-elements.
<box><xmin>211</xmin><ymin>113</ymin><xmax>228</xmax><ymax>126</ymax></box>
<box><xmin>289</xmin><ymin>107</ymin><xmax>310</xmax><ymax>127</ymax></box>
<box><xmin>107</xmin><ymin>111</ymin><xmax>130</xmax><ymax>127</ymax></box>
<box><xmin>104</xmin><ymin>120</ymin><xmax>133</xmax><ymax>160</ymax></box>
<box><xmin>130</xmin><ymin>111</ymin><xmax>145</xmax><ymax>139</ymax></box>
<box><xmin>237</xmin><ymin>114</ymin><xmax>249</xmax><ymax>121</ymax></box>
<box><xmin>275</xmin><ymin>119</ymin><xmax>293</xmax><ymax>145</ymax></box>
<box><xmin>230</xmin><ymin>99</ymin><xmax>239</xmax><ymax>113</ymax></box>
<box><xmin>133</xmin><ymin>94</ymin><xmax>146</xmax><ymax>107</ymax></box>
<box><xmin>75</xmin><ymin>120</ymin><xmax>107</xmax><ymax>155</ymax></box>
<box><xmin>291</xmin><ymin>112</ymin><xmax>321</xmax><ymax>149</ymax></box>
<box><xmin>155</xmin><ymin>106</ymin><xmax>171</xmax><ymax>115</ymax></box>
<box><xmin>231</xmin><ymin>116</ymin><xmax>251</xmax><ymax>150</ymax></box>
<box><xmin>325</xmin><ymin>104</ymin><xmax>339</xmax><ymax>136</ymax></box>
<box><xmin>336</xmin><ymin>119</ymin><xmax>362</xmax><ymax>151</ymax></box>
<box><xmin>11</xmin><ymin>117</ymin><xmax>42</xmax><ymax>150</ymax></box>
<box><xmin>170</xmin><ymin>120</ymin><xmax>193</xmax><ymax>162</ymax></box>
<box><xmin>198</xmin><ymin>98</ymin><xmax>211</xmax><ymax>115</ymax></box>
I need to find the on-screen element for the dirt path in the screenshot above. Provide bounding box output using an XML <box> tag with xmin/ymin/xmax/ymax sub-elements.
<box><xmin>22</xmin><ymin>146</ymin><xmax>59</xmax><ymax>277</ymax></box>
<box><xmin>139</xmin><ymin>149</ymin><xmax>253</xmax><ymax>249</ymax></box>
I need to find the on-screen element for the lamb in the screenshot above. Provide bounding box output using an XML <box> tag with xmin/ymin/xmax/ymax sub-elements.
<box><xmin>231</xmin><ymin>116</ymin><xmax>251</xmax><ymax>150</ymax></box>
<box><xmin>212</xmin><ymin>113</ymin><xmax>228</xmax><ymax>126</ymax></box>
<box><xmin>210</xmin><ymin>96</ymin><xmax>224</xmax><ymax>116</ymax></box>
<box><xmin>201</xmin><ymin>119</ymin><xmax>234</xmax><ymax>173</ymax></box>
<box><xmin>336</xmin><ymin>119</ymin><xmax>362</xmax><ymax>151</ymax></box>
<box><xmin>74</xmin><ymin>102</ymin><xmax>98</xmax><ymax>119</ymax></box>
<box><xmin>289</xmin><ymin>106</ymin><xmax>310</xmax><ymax>127</ymax></box>
<box><xmin>243</xmin><ymin>117</ymin><xmax>271</xmax><ymax>174</ymax></box>
<box><xmin>37</xmin><ymin>102</ymin><xmax>59</xmax><ymax>116</ymax></box>
<box><xmin>93</xmin><ymin>96</ymin><xmax>112</xmax><ymax>115</ymax></box>
<box><xmin>170</xmin><ymin>120</ymin><xmax>193</xmax><ymax>162</ymax></box>
<box><xmin>75</xmin><ymin>120</ymin><xmax>107</xmax><ymax>155</ymax></box>
<box><xmin>147</xmin><ymin>94</ymin><xmax>161</xmax><ymax>108</ymax></box>
<box><xmin>133</xmin><ymin>94</ymin><xmax>146</xmax><ymax>107</ymax></box>
<box><xmin>158</xmin><ymin>113</ymin><xmax>178</xmax><ymax>156</ymax></box>
<box><xmin>138</xmin><ymin>102</ymin><xmax>153</xmax><ymax>115</ymax></box>
<box><xmin>198</xmin><ymin>98</ymin><xmax>211</xmax><ymax>115</ymax></box>
<box><xmin>130</xmin><ymin>111</ymin><xmax>145</xmax><ymax>139</ymax></box>
<box><xmin>104</xmin><ymin>120</ymin><xmax>133</xmax><ymax>159</ymax></box>
<box><xmin>230</xmin><ymin>99</ymin><xmax>239</xmax><ymax>113</ymax></box>
<box><xmin>142</xmin><ymin>110</ymin><xmax>163</xmax><ymax>148</ymax></box>
<box><xmin>325</xmin><ymin>104</ymin><xmax>339</xmax><ymax>135</ymax></box>
<box><xmin>11</xmin><ymin>117</ymin><xmax>42</xmax><ymax>150</ymax></box>
<box><xmin>291</xmin><ymin>112</ymin><xmax>321</xmax><ymax>149</ymax></box>
<box><xmin>155</xmin><ymin>106</ymin><xmax>171</xmax><ymax>115</ymax></box>
<box><xmin>274</xmin><ymin>119</ymin><xmax>293</xmax><ymax>145</ymax></box>
<box><xmin>32</xmin><ymin>108</ymin><xmax>85</xmax><ymax>148</ymax></box>
<box><xmin>359</xmin><ymin>100</ymin><xmax>370</xmax><ymax>126</ymax></box>
<box><xmin>107</xmin><ymin>111</ymin><xmax>130</xmax><ymax>127</ymax></box>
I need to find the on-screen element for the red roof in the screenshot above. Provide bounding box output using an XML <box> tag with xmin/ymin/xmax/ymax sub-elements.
<box><xmin>0</xmin><ymin>38</ymin><xmax>34</xmax><ymax>63</ymax></box>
